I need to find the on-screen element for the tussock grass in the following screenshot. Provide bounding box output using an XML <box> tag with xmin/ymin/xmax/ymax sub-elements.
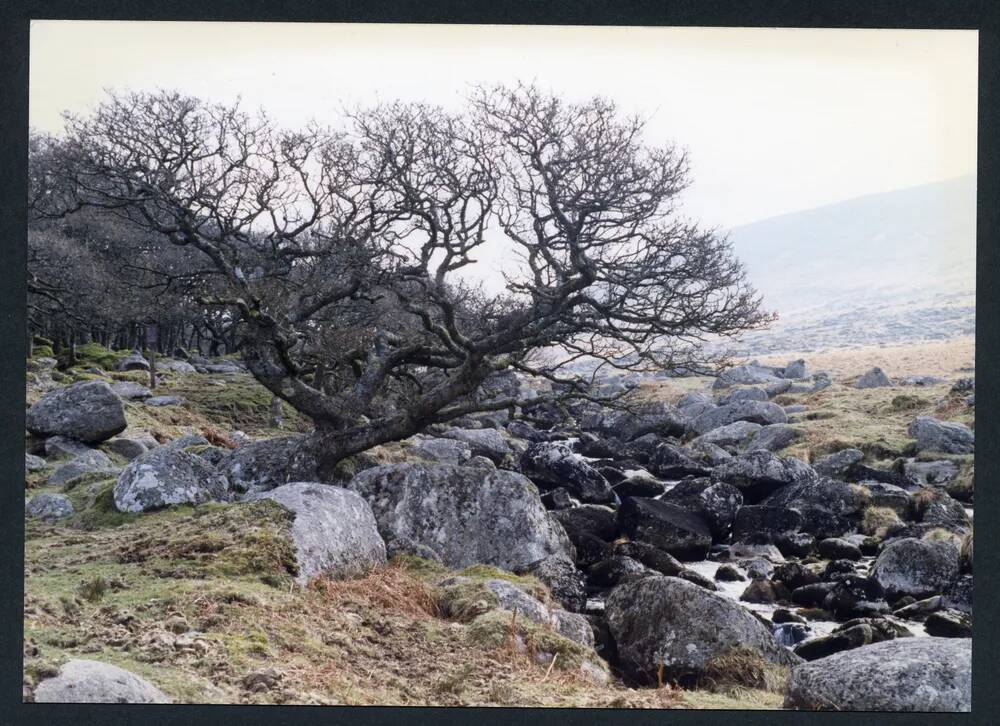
<box><xmin>861</xmin><ymin>506</ymin><xmax>902</xmax><ymax>538</ymax></box>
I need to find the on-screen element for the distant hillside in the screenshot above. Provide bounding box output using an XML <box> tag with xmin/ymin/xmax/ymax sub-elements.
<box><xmin>725</xmin><ymin>176</ymin><xmax>976</xmax><ymax>354</ymax></box>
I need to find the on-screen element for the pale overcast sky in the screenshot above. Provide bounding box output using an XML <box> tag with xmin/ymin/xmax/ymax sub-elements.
<box><xmin>30</xmin><ymin>21</ymin><xmax>977</xmax><ymax>233</ymax></box>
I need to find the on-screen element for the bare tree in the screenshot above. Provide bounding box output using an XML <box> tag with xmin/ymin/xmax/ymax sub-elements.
<box><xmin>31</xmin><ymin>85</ymin><xmax>772</xmax><ymax>467</ymax></box>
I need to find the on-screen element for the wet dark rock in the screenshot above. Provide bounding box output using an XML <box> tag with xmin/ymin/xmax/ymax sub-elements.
<box><xmin>647</xmin><ymin>443</ymin><xmax>711</xmax><ymax>479</ymax></box>
<box><xmin>773</xmin><ymin>562</ymin><xmax>821</xmax><ymax>591</ymax></box>
<box><xmin>612</xmin><ymin>475</ymin><xmax>666</xmax><ymax>499</ymax></box>
<box><xmin>772</xmin><ymin>608</ymin><xmax>806</xmax><ymax>624</ymax></box>
<box><xmin>715</xmin><ymin>564</ymin><xmax>745</xmax><ymax>582</ymax></box>
<box><xmin>520</xmin><ymin>442</ymin><xmax>616</xmax><ymax>504</ymax></box>
<box><xmin>551</xmin><ymin>504</ymin><xmax>619</xmax><ymax>542</ymax></box>
<box><xmin>587</xmin><ymin>555</ymin><xmax>652</xmax><ymax>588</ymax></box>
<box><xmin>791</xmin><ymin>582</ymin><xmax>836</xmax><ymax>607</ymax></box>
<box><xmin>943</xmin><ymin>574</ymin><xmax>972</xmax><ymax>614</ymax></box>
<box><xmin>812</xmin><ymin>448</ymin><xmax>863</xmax><ymax>479</ymax></box>
<box><xmin>924</xmin><ymin>609</ymin><xmax>972</xmax><ymax>637</ymax></box>
<box><xmin>823</xmin><ymin>576</ymin><xmax>888</xmax><ymax>619</ymax></box>
<box><xmin>617</xmin><ymin>497</ymin><xmax>712</xmax><ymax>560</ymax></box>
<box><xmin>740</xmin><ymin>578</ymin><xmax>790</xmax><ymax>604</ymax></box>
<box><xmin>732</xmin><ymin>505</ymin><xmax>802</xmax><ymax>543</ymax></box>
<box><xmin>608</xmin><ymin>540</ymin><xmax>684</xmax><ymax>577</ymax></box>
<box><xmin>817</xmin><ymin>537</ymin><xmax>862</xmax><ymax>561</ymax></box>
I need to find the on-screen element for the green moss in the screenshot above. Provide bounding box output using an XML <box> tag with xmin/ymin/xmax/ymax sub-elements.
<box><xmin>390</xmin><ymin>553</ymin><xmax>449</xmax><ymax>579</ymax></box>
<box><xmin>60</xmin><ymin>342</ymin><xmax>130</xmax><ymax>371</ymax></box>
<box><xmin>31</xmin><ymin>345</ymin><xmax>54</xmax><ymax>359</ymax></box>
<box><xmin>454</xmin><ymin>565</ymin><xmax>549</xmax><ymax>602</ymax></box>
<box><xmin>437</xmin><ymin>581</ymin><xmax>500</xmax><ymax>622</ymax></box>
<box><xmin>464</xmin><ymin>609</ymin><xmax>601</xmax><ymax>673</ymax></box>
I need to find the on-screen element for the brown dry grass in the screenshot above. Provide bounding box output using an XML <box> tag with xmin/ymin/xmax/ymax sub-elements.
<box><xmin>755</xmin><ymin>337</ymin><xmax>974</xmax><ymax>380</ymax></box>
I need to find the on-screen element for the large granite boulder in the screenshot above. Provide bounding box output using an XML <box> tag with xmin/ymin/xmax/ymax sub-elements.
<box><xmin>26</xmin><ymin>381</ymin><xmax>127</xmax><ymax>443</ymax></box>
<box><xmin>519</xmin><ymin>442</ymin><xmax>615</xmax><ymax>504</ymax></box>
<box><xmin>711</xmin><ymin>450</ymin><xmax>817</xmax><ymax>501</ymax></box>
<box><xmin>524</xmin><ymin>553</ymin><xmax>587</xmax><ymax>612</ymax></box>
<box><xmin>346</xmin><ymin>462</ymin><xmax>572</xmax><ymax>571</ymax></box>
<box><xmin>113</xmin><ymin>447</ymin><xmax>232</xmax><ymax>512</ymax></box>
<box><xmin>690</xmin><ymin>400</ymin><xmax>787</xmax><ymax>436</ymax></box>
<box><xmin>784</xmin><ymin>638</ymin><xmax>971</xmax><ymax>712</ymax></box>
<box><xmin>247</xmin><ymin>483</ymin><xmax>386</xmax><ymax>583</ymax></box>
<box><xmin>812</xmin><ymin>448</ymin><xmax>863</xmax><ymax>479</ymax></box>
<box><xmin>33</xmin><ymin>659</ymin><xmax>170</xmax><ymax>703</ymax></box>
<box><xmin>217</xmin><ymin>435</ymin><xmax>319</xmax><ymax>495</ymax></box>
<box><xmin>606</xmin><ymin>576</ymin><xmax>798</xmax><ymax>683</ymax></box>
<box><xmin>872</xmin><ymin>537</ymin><xmax>961</xmax><ymax>600</ymax></box>
<box><xmin>580</xmin><ymin>400</ymin><xmax>688</xmax><ymax>441</ymax></box>
<box><xmin>855</xmin><ymin>367</ymin><xmax>893</xmax><ymax>389</ymax></box>
<box><xmin>691</xmin><ymin>420</ymin><xmax>762</xmax><ymax>448</ymax></box>
<box><xmin>907</xmin><ymin>417</ymin><xmax>974</xmax><ymax>454</ymax></box>
<box><xmin>746</xmin><ymin>424</ymin><xmax>801</xmax><ymax>452</ymax></box>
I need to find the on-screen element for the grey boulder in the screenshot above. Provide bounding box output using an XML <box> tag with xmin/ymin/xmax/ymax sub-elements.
<box><xmin>33</xmin><ymin>659</ymin><xmax>170</xmax><ymax>703</ymax></box>
<box><xmin>48</xmin><ymin>449</ymin><xmax>119</xmax><ymax>487</ymax></box>
<box><xmin>26</xmin><ymin>492</ymin><xmax>75</xmax><ymax>522</ymax></box>
<box><xmin>218</xmin><ymin>435</ymin><xmax>319</xmax><ymax>495</ymax></box>
<box><xmin>872</xmin><ymin>538</ymin><xmax>960</xmax><ymax>599</ymax></box>
<box><xmin>115</xmin><ymin>352</ymin><xmax>151</xmax><ymax>371</ymax></box>
<box><xmin>347</xmin><ymin>462</ymin><xmax>573</xmax><ymax>571</ymax></box>
<box><xmin>692</xmin><ymin>420</ymin><xmax>761</xmax><ymax>448</ymax></box>
<box><xmin>784</xmin><ymin>637</ymin><xmax>970</xmax><ymax>712</ymax></box>
<box><xmin>26</xmin><ymin>381</ymin><xmax>127</xmax><ymax>443</ymax></box>
<box><xmin>114</xmin><ymin>446</ymin><xmax>231</xmax><ymax>512</ymax></box>
<box><xmin>25</xmin><ymin>453</ymin><xmax>47</xmax><ymax>472</ymax></box>
<box><xmin>907</xmin><ymin>417</ymin><xmax>974</xmax><ymax>454</ymax></box>
<box><xmin>248</xmin><ymin>483</ymin><xmax>386</xmax><ymax>583</ymax></box>
<box><xmin>690</xmin><ymin>400</ymin><xmax>787</xmax><ymax>436</ymax></box>
<box><xmin>110</xmin><ymin>381</ymin><xmax>152</xmax><ymax>400</ymax></box>
<box><xmin>855</xmin><ymin>367</ymin><xmax>893</xmax><ymax>389</ymax></box>
<box><xmin>520</xmin><ymin>441</ymin><xmax>615</xmax><ymax>504</ymax></box>
<box><xmin>812</xmin><ymin>448</ymin><xmax>863</xmax><ymax>478</ymax></box>
<box><xmin>606</xmin><ymin>576</ymin><xmax>798</xmax><ymax>682</ymax></box>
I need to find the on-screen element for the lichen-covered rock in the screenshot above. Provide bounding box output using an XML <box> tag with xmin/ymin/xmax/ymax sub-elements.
<box><xmin>248</xmin><ymin>482</ymin><xmax>386</xmax><ymax>583</ymax></box>
<box><xmin>26</xmin><ymin>381</ymin><xmax>127</xmax><ymax>443</ymax></box>
<box><xmin>731</xmin><ymin>505</ymin><xmax>802</xmax><ymax>543</ymax></box>
<box><xmin>145</xmin><ymin>395</ymin><xmax>186</xmax><ymax>407</ymax></box>
<box><xmin>784</xmin><ymin>638</ymin><xmax>971</xmax><ymax>712</ymax></box>
<box><xmin>606</xmin><ymin>576</ymin><xmax>799</xmax><ymax>682</ymax></box>
<box><xmin>48</xmin><ymin>450</ymin><xmax>119</xmax><ymax>487</ymax></box>
<box><xmin>525</xmin><ymin>553</ymin><xmax>587</xmax><ymax>612</ymax></box>
<box><xmin>347</xmin><ymin>462</ymin><xmax>573</xmax><ymax>571</ymax></box>
<box><xmin>520</xmin><ymin>441</ymin><xmax>615</xmax><ymax>504</ymax></box>
<box><xmin>114</xmin><ymin>446</ymin><xmax>232</xmax><ymax>512</ymax></box>
<box><xmin>441</xmin><ymin>427</ymin><xmax>512</xmax><ymax>465</ymax></box>
<box><xmin>157</xmin><ymin>359</ymin><xmax>197</xmax><ymax>373</ymax></box>
<box><xmin>690</xmin><ymin>400</ymin><xmax>788</xmax><ymax>435</ymax></box>
<box><xmin>647</xmin><ymin>443</ymin><xmax>712</xmax><ymax>479</ymax></box>
<box><xmin>33</xmin><ymin>659</ymin><xmax>170</xmax><ymax>703</ymax></box>
<box><xmin>855</xmin><ymin>367</ymin><xmax>893</xmax><ymax>389</ymax></box>
<box><xmin>763</xmin><ymin>475</ymin><xmax>866</xmax><ymax>517</ymax></box>
<box><xmin>907</xmin><ymin>417</ymin><xmax>974</xmax><ymax>454</ymax></box>
<box><xmin>218</xmin><ymin>435</ymin><xmax>319</xmax><ymax>495</ymax></box>
<box><xmin>26</xmin><ymin>492</ymin><xmax>75</xmax><ymax>521</ymax></box>
<box><xmin>25</xmin><ymin>453</ymin><xmax>47</xmax><ymax>472</ymax></box>
<box><xmin>872</xmin><ymin>537</ymin><xmax>960</xmax><ymax>599</ymax></box>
